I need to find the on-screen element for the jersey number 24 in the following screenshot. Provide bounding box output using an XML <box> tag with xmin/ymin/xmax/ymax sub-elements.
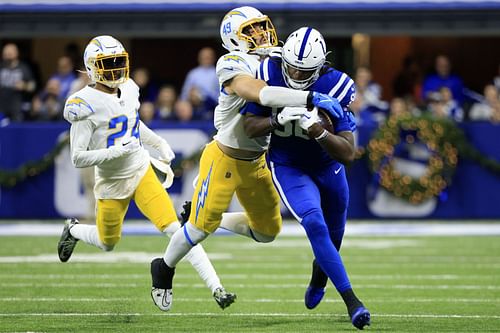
<box><xmin>107</xmin><ymin>114</ymin><xmax>140</xmax><ymax>147</ymax></box>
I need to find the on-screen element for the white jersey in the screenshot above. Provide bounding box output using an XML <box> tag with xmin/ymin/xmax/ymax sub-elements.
<box><xmin>64</xmin><ymin>79</ymin><xmax>149</xmax><ymax>199</ymax></box>
<box><xmin>213</xmin><ymin>51</ymin><xmax>270</xmax><ymax>152</ymax></box>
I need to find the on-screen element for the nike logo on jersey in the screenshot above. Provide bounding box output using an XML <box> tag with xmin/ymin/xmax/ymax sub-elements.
<box><xmin>334</xmin><ymin>166</ymin><xmax>342</xmax><ymax>175</ymax></box>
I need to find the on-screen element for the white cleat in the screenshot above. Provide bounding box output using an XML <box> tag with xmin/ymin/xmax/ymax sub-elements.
<box><xmin>151</xmin><ymin>287</ymin><xmax>173</xmax><ymax>312</ymax></box>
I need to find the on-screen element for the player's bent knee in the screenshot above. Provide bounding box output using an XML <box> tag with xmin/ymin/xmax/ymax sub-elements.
<box><xmin>301</xmin><ymin>210</ymin><xmax>328</xmax><ymax>237</ymax></box>
<box><xmin>184</xmin><ymin>222</ymin><xmax>209</xmax><ymax>245</ymax></box>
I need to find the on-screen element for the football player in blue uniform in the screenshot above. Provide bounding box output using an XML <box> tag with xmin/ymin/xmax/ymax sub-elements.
<box><xmin>242</xmin><ymin>27</ymin><xmax>371</xmax><ymax>330</ymax></box>
<box><xmin>149</xmin><ymin>8</ymin><xmax>346</xmax><ymax>313</ymax></box>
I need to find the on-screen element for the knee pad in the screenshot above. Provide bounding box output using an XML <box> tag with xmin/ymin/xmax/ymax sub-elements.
<box><xmin>301</xmin><ymin>210</ymin><xmax>328</xmax><ymax>238</ymax></box>
<box><xmin>184</xmin><ymin>222</ymin><xmax>209</xmax><ymax>246</ymax></box>
<box><xmin>250</xmin><ymin>229</ymin><xmax>276</xmax><ymax>243</ymax></box>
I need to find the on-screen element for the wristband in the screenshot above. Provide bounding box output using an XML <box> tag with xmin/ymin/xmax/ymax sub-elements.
<box><xmin>314</xmin><ymin>129</ymin><xmax>329</xmax><ymax>142</ymax></box>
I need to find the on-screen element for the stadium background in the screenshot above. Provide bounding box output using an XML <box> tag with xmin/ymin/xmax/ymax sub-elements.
<box><xmin>1</xmin><ymin>2</ymin><xmax>500</xmax><ymax>333</ymax></box>
<box><xmin>1</xmin><ymin>0</ymin><xmax>500</xmax><ymax>220</ymax></box>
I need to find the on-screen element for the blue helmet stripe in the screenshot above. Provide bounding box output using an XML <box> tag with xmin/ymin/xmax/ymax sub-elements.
<box><xmin>297</xmin><ymin>27</ymin><xmax>313</xmax><ymax>61</ymax></box>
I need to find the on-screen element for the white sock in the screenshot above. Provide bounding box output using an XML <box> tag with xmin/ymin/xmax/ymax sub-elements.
<box><xmin>220</xmin><ymin>212</ymin><xmax>252</xmax><ymax>238</ymax></box>
<box><xmin>70</xmin><ymin>224</ymin><xmax>109</xmax><ymax>251</ymax></box>
<box><xmin>183</xmin><ymin>244</ymin><xmax>222</xmax><ymax>293</ymax></box>
<box><xmin>163</xmin><ymin>224</ymin><xmax>193</xmax><ymax>267</ymax></box>
<box><xmin>163</xmin><ymin>222</ymin><xmax>222</xmax><ymax>293</ymax></box>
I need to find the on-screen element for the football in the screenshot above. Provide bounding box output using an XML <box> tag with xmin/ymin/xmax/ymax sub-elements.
<box><xmin>317</xmin><ymin>108</ymin><xmax>334</xmax><ymax>134</ymax></box>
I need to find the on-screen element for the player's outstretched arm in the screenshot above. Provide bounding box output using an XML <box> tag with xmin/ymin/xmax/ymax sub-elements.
<box><xmin>227</xmin><ymin>75</ymin><xmax>341</xmax><ymax>115</ymax></box>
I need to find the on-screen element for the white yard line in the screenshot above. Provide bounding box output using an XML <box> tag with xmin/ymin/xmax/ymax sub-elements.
<box><xmin>0</xmin><ymin>312</ymin><xmax>498</xmax><ymax>319</ymax></box>
<box><xmin>1</xmin><ymin>297</ymin><xmax>499</xmax><ymax>303</ymax></box>
<box><xmin>1</xmin><ymin>282</ymin><xmax>499</xmax><ymax>289</ymax></box>
<box><xmin>0</xmin><ymin>273</ymin><xmax>493</xmax><ymax>280</ymax></box>
<box><xmin>1</xmin><ymin>221</ymin><xmax>500</xmax><ymax>236</ymax></box>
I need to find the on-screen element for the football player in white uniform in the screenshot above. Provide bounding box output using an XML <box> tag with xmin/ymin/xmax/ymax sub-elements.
<box><xmin>150</xmin><ymin>7</ymin><xmax>346</xmax><ymax>311</ymax></box>
<box><xmin>58</xmin><ymin>35</ymin><xmax>236</xmax><ymax>310</ymax></box>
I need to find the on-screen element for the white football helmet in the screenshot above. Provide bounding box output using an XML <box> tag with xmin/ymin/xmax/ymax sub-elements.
<box><xmin>220</xmin><ymin>6</ymin><xmax>278</xmax><ymax>55</ymax></box>
<box><xmin>282</xmin><ymin>27</ymin><xmax>327</xmax><ymax>90</ymax></box>
<box><xmin>83</xmin><ymin>35</ymin><xmax>129</xmax><ymax>88</ymax></box>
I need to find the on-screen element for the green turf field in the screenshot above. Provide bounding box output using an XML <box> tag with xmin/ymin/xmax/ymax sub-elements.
<box><xmin>0</xmin><ymin>232</ymin><xmax>499</xmax><ymax>332</ymax></box>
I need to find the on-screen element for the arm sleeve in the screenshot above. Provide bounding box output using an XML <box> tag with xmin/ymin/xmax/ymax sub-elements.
<box><xmin>139</xmin><ymin>120</ymin><xmax>173</xmax><ymax>159</ymax></box>
<box><xmin>70</xmin><ymin>119</ymin><xmax>121</xmax><ymax>168</ymax></box>
<box><xmin>258</xmin><ymin>86</ymin><xmax>309</xmax><ymax>108</ymax></box>
<box><xmin>139</xmin><ymin>120</ymin><xmax>166</xmax><ymax>149</ymax></box>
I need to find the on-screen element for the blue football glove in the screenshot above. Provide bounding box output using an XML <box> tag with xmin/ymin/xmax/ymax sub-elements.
<box><xmin>344</xmin><ymin>110</ymin><xmax>357</xmax><ymax>132</ymax></box>
<box><xmin>307</xmin><ymin>92</ymin><xmax>343</xmax><ymax>119</ymax></box>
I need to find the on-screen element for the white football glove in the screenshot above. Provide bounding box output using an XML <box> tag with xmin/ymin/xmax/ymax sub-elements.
<box><xmin>298</xmin><ymin>107</ymin><xmax>321</xmax><ymax>131</ymax></box>
<box><xmin>276</xmin><ymin>107</ymin><xmax>307</xmax><ymax>126</ymax></box>
<box><xmin>158</xmin><ymin>140</ymin><xmax>175</xmax><ymax>164</ymax></box>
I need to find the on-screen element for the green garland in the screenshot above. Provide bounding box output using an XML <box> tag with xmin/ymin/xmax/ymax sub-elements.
<box><xmin>366</xmin><ymin>114</ymin><xmax>500</xmax><ymax>204</ymax></box>
<box><xmin>2</xmin><ymin>120</ymin><xmax>499</xmax><ymax>202</ymax></box>
<box><xmin>0</xmin><ymin>133</ymin><xmax>207</xmax><ymax>188</ymax></box>
<box><xmin>0</xmin><ymin>135</ymin><xmax>70</xmax><ymax>188</ymax></box>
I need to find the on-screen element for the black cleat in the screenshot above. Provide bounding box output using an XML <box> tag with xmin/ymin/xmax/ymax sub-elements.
<box><xmin>150</xmin><ymin>258</ymin><xmax>176</xmax><ymax>311</ymax></box>
<box><xmin>179</xmin><ymin>201</ymin><xmax>192</xmax><ymax>226</ymax></box>
<box><xmin>213</xmin><ymin>287</ymin><xmax>237</xmax><ymax>310</ymax></box>
<box><xmin>57</xmin><ymin>218</ymin><xmax>79</xmax><ymax>262</ymax></box>
<box><xmin>305</xmin><ymin>259</ymin><xmax>328</xmax><ymax>309</ymax></box>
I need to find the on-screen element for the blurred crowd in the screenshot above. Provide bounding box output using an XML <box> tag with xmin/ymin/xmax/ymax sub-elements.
<box><xmin>352</xmin><ymin>55</ymin><xmax>500</xmax><ymax>125</ymax></box>
<box><xmin>0</xmin><ymin>43</ymin><xmax>219</xmax><ymax>124</ymax></box>
<box><xmin>1</xmin><ymin>42</ymin><xmax>500</xmax><ymax>126</ymax></box>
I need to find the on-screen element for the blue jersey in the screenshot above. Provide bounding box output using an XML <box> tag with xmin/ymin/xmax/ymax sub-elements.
<box><xmin>242</xmin><ymin>57</ymin><xmax>356</xmax><ymax>168</ymax></box>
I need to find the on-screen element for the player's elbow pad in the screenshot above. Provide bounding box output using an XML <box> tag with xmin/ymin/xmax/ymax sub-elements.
<box><xmin>258</xmin><ymin>86</ymin><xmax>309</xmax><ymax>108</ymax></box>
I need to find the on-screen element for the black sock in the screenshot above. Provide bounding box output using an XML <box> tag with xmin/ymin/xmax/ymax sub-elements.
<box><xmin>309</xmin><ymin>259</ymin><xmax>328</xmax><ymax>288</ymax></box>
<box><xmin>151</xmin><ymin>258</ymin><xmax>175</xmax><ymax>289</ymax></box>
<box><xmin>340</xmin><ymin>288</ymin><xmax>363</xmax><ymax>317</ymax></box>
